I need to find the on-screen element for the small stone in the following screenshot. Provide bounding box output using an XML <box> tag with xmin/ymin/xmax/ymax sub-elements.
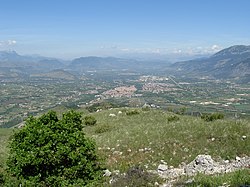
<box><xmin>113</xmin><ymin>151</ymin><xmax>120</xmax><ymax>155</ymax></box>
<box><xmin>224</xmin><ymin>160</ymin><xmax>230</xmax><ymax>164</ymax></box>
<box><xmin>242</xmin><ymin>135</ymin><xmax>247</xmax><ymax>140</ymax></box>
<box><xmin>185</xmin><ymin>178</ymin><xmax>194</xmax><ymax>184</ymax></box>
<box><xmin>109</xmin><ymin>178</ymin><xmax>114</xmax><ymax>184</ymax></box>
<box><xmin>221</xmin><ymin>182</ymin><xmax>229</xmax><ymax>187</ymax></box>
<box><xmin>103</xmin><ymin>169</ymin><xmax>112</xmax><ymax>177</ymax></box>
<box><xmin>236</xmin><ymin>156</ymin><xmax>241</xmax><ymax>161</ymax></box>
<box><xmin>145</xmin><ymin>147</ymin><xmax>152</xmax><ymax>151</ymax></box>
<box><xmin>211</xmin><ymin>138</ymin><xmax>215</xmax><ymax>141</ymax></box>
<box><xmin>158</xmin><ymin>164</ymin><xmax>168</xmax><ymax>171</ymax></box>
<box><xmin>127</xmin><ymin>149</ymin><xmax>132</xmax><ymax>152</ymax></box>
<box><xmin>113</xmin><ymin>170</ymin><xmax>120</xmax><ymax>175</ymax></box>
<box><xmin>154</xmin><ymin>181</ymin><xmax>159</xmax><ymax>186</ymax></box>
<box><xmin>160</xmin><ymin>160</ymin><xmax>167</xmax><ymax>164</ymax></box>
<box><xmin>109</xmin><ymin>113</ymin><xmax>116</xmax><ymax>117</ymax></box>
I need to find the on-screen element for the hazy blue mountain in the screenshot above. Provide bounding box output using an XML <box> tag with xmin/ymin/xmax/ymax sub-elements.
<box><xmin>68</xmin><ymin>56</ymin><xmax>169</xmax><ymax>72</ymax></box>
<box><xmin>172</xmin><ymin>45</ymin><xmax>250</xmax><ymax>80</ymax></box>
<box><xmin>0</xmin><ymin>51</ymin><xmax>65</xmax><ymax>77</ymax></box>
<box><xmin>0</xmin><ymin>50</ymin><xmax>35</xmax><ymax>67</ymax></box>
<box><xmin>1</xmin><ymin>47</ymin><xmax>249</xmax><ymax>82</ymax></box>
<box><xmin>36</xmin><ymin>59</ymin><xmax>65</xmax><ymax>71</ymax></box>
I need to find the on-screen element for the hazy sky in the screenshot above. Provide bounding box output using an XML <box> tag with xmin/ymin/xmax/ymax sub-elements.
<box><xmin>1</xmin><ymin>0</ymin><xmax>250</xmax><ymax>59</ymax></box>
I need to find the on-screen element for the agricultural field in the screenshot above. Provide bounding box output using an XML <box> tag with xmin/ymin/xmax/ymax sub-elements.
<box><xmin>1</xmin><ymin>72</ymin><xmax>249</xmax><ymax>128</ymax></box>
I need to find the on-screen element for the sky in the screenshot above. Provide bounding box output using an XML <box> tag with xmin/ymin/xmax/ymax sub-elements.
<box><xmin>0</xmin><ymin>0</ymin><xmax>250</xmax><ymax>59</ymax></box>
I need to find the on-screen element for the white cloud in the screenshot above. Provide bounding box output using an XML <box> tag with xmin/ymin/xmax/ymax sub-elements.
<box><xmin>8</xmin><ymin>40</ymin><xmax>17</xmax><ymax>45</ymax></box>
<box><xmin>0</xmin><ymin>40</ymin><xmax>17</xmax><ymax>47</ymax></box>
<box><xmin>97</xmin><ymin>44</ymin><xmax>223</xmax><ymax>57</ymax></box>
<box><xmin>211</xmin><ymin>44</ymin><xmax>220</xmax><ymax>51</ymax></box>
<box><xmin>170</xmin><ymin>45</ymin><xmax>223</xmax><ymax>56</ymax></box>
<box><xmin>173</xmin><ymin>49</ymin><xmax>182</xmax><ymax>54</ymax></box>
<box><xmin>151</xmin><ymin>49</ymin><xmax>161</xmax><ymax>54</ymax></box>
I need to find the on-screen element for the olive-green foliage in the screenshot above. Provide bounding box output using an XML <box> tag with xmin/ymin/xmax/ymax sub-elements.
<box><xmin>167</xmin><ymin>115</ymin><xmax>180</xmax><ymax>122</ymax></box>
<box><xmin>175</xmin><ymin>107</ymin><xmax>187</xmax><ymax>115</ymax></box>
<box><xmin>86</xmin><ymin>102</ymin><xmax>121</xmax><ymax>113</ymax></box>
<box><xmin>201</xmin><ymin>113</ymin><xmax>224</xmax><ymax>122</ymax></box>
<box><xmin>0</xmin><ymin>172</ymin><xmax>3</xmax><ymax>184</ymax></box>
<box><xmin>142</xmin><ymin>106</ymin><xmax>150</xmax><ymax>111</ymax></box>
<box><xmin>126</xmin><ymin>109</ymin><xmax>140</xmax><ymax>116</ymax></box>
<box><xmin>6</xmin><ymin>110</ymin><xmax>103</xmax><ymax>186</ymax></box>
<box><xmin>94</xmin><ymin>124</ymin><xmax>111</xmax><ymax>134</ymax></box>
<box><xmin>84</xmin><ymin>115</ymin><xmax>97</xmax><ymax>126</ymax></box>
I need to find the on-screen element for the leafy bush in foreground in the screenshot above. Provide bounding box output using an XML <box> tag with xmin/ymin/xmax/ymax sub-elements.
<box><xmin>7</xmin><ymin>110</ymin><xmax>103</xmax><ymax>186</ymax></box>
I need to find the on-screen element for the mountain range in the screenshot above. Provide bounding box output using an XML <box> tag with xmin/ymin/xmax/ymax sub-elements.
<box><xmin>172</xmin><ymin>45</ymin><xmax>250</xmax><ymax>81</ymax></box>
<box><xmin>0</xmin><ymin>45</ymin><xmax>249</xmax><ymax>82</ymax></box>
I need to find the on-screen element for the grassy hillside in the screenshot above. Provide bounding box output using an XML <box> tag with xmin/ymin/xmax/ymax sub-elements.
<box><xmin>0</xmin><ymin>108</ymin><xmax>249</xmax><ymax>185</ymax></box>
<box><xmin>84</xmin><ymin>108</ymin><xmax>250</xmax><ymax>172</ymax></box>
<box><xmin>0</xmin><ymin>129</ymin><xmax>13</xmax><ymax>168</ymax></box>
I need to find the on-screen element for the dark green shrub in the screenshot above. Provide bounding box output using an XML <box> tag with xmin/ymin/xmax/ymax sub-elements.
<box><xmin>86</xmin><ymin>102</ymin><xmax>121</xmax><ymax>112</ymax></box>
<box><xmin>167</xmin><ymin>107</ymin><xmax>173</xmax><ymax>112</ymax></box>
<box><xmin>0</xmin><ymin>172</ymin><xmax>4</xmax><ymax>184</ymax></box>
<box><xmin>176</xmin><ymin>107</ymin><xmax>187</xmax><ymax>115</ymax></box>
<box><xmin>84</xmin><ymin>115</ymin><xmax>97</xmax><ymax>126</ymax></box>
<box><xmin>7</xmin><ymin>110</ymin><xmax>103</xmax><ymax>186</ymax></box>
<box><xmin>111</xmin><ymin>166</ymin><xmax>160</xmax><ymax>187</ymax></box>
<box><xmin>126</xmin><ymin>110</ymin><xmax>140</xmax><ymax>116</ymax></box>
<box><xmin>94</xmin><ymin>124</ymin><xmax>111</xmax><ymax>134</ymax></box>
<box><xmin>201</xmin><ymin>113</ymin><xmax>224</xmax><ymax>122</ymax></box>
<box><xmin>167</xmin><ymin>115</ymin><xmax>180</xmax><ymax>122</ymax></box>
<box><xmin>142</xmin><ymin>106</ymin><xmax>150</xmax><ymax>111</ymax></box>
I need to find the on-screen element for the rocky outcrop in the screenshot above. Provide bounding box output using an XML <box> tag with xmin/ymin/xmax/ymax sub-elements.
<box><xmin>106</xmin><ymin>154</ymin><xmax>250</xmax><ymax>186</ymax></box>
<box><xmin>154</xmin><ymin>154</ymin><xmax>250</xmax><ymax>186</ymax></box>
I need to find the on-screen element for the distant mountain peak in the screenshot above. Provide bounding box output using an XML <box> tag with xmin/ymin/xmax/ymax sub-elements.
<box><xmin>212</xmin><ymin>45</ymin><xmax>250</xmax><ymax>57</ymax></box>
<box><xmin>172</xmin><ymin>45</ymin><xmax>250</xmax><ymax>81</ymax></box>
